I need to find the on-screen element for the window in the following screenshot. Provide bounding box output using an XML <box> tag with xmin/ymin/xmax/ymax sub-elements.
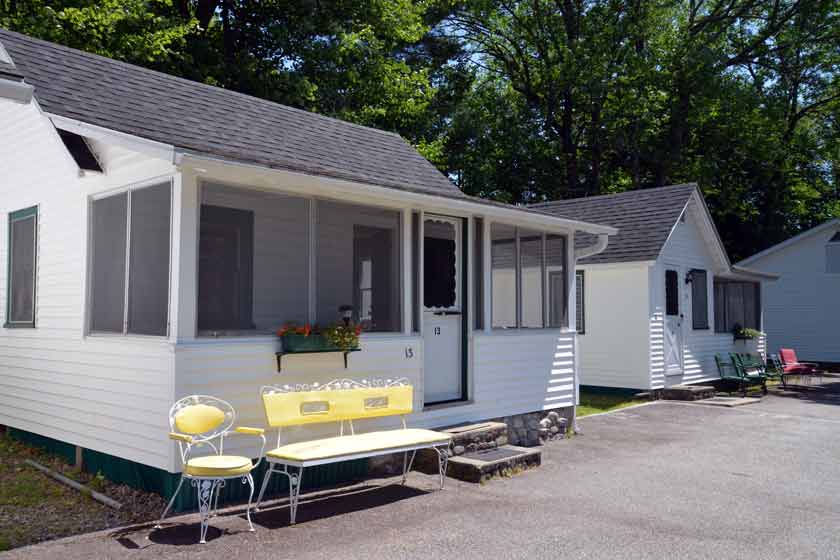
<box><xmin>690</xmin><ymin>269</ymin><xmax>709</xmax><ymax>330</ymax></box>
<box><xmin>491</xmin><ymin>223</ymin><xmax>517</xmax><ymax>328</ymax></box>
<box><xmin>546</xmin><ymin>235</ymin><xmax>567</xmax><ymax>327</ymax></box>
<box><xmin>575</xmin><ymin>270</ymin><xmax>585</xmax><ymax>334</ymax></box>
<box><xmin>473</xmin><ymin>218</ymin><xmax>484</xmax><ymax>330</ymax></box>
<box><xmin>318</xmin><ymin>201</ymin><xmax>400</xmax><ymax>332</ymax></box>
<box><xmin>665</xmin><ymin>270</ymin><xmax>679</xmax><ymax>316</ymax></box>
<box><xmin>5</xmin><ymin>206</ymin><xmax>37</xmax><ymax>328</ymax></box>
<box><xmin>491</xmin><ymin>225</ymin><xmax>568</xmax><ymax>329</ymax></box>
<box><xmin>520</xmin><ymin>229</ymin><xmax>543</xmax><ymax>328</ymax></box>
<box><xmin>57</xmin><ymin>129</ymin><xmax>102</xmax><ymax>172</ymax></box>
<box><xmin>90</xmin><ymin>182</ymin><xmax>171</xmax><ymax>335</ymax></box>
<box><xmin>827</xmin><ymin>232</ymin><xmax>840</xmax><ymax>274</ymax></box>
<box><xmin>714</xmin><ymin>280</ymin><xmax>760</xmax><ymax>333</ymax></box>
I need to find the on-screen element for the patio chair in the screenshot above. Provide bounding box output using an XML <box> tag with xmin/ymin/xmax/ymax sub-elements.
<box><xmin>156</xmin><ymin>395</ymin><xmax>266</xmax><ymax>543</ymax></box>
<box><xmin>779</xmin><ymin>348</ymin><xmax>820</xmax><ymax>375</ymax></box>
<box><xmin>731</xmin><ymin>353</ymin><xmax>769</xmax><ymax>395</ymax></box>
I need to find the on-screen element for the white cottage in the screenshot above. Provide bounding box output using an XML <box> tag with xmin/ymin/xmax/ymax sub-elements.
<box><xmin>534</xmin><ymin>184</ymin><xmax>776</xmax><ymax>391</ymax></box>
<box><xmin>737</xmin><ymin>219</ymin><xmax>840</xmax><ymax>365</ymax></box>
<box><xmin>0</xmin><ymin>29</ymin><xmax>615</xmax><ymax>499</ymax></box>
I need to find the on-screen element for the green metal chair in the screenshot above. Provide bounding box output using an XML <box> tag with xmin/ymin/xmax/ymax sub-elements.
<box><xmin>730</xmin><ymin>353</ymin><xmax>769</xmax><ymax>395</ymax></box>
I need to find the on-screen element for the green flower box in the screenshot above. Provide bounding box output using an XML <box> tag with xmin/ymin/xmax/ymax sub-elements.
<box><xmin>280</xmin><ymin>333</ymin><xmax>342</xmax><ymax>353</ymax></box>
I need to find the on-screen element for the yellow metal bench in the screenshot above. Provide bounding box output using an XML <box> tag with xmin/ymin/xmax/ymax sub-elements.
<box><xmin>254</xmin><ymin>378</ymin><xmax>451</xmax><ymax>523</ymax></box>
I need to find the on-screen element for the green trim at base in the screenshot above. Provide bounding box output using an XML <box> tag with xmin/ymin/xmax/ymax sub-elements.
<box><xmin>8</xmin><ymin>428</ymin><xmax>368</xmax><ymax>513</ymax></box>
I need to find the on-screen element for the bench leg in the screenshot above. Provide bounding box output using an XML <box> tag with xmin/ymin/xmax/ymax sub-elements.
<box><xmin>402</xmin><ymin>450</ymin><xmax>417</xmax><ymax>485</ymax></box>
<box><xmin>433</xmin><ymin>447</ymin><xmax>449</xmax><ymax>490</ymax></box>
<box><xmin>285</xmin><ymin>466</ymin><xmax>304</xmax><ymax>525</ymax></box>
<box><xmin>255</xmin><ymin>464</ymin><xmax>275</xmax><ymax>512</ymax></box>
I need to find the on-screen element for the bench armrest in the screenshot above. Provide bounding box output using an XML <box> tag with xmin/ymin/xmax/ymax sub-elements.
<box><xmin>235</xmin><ymin>426</ymin><xmax>265</xmax><ymax>436</ymax></box>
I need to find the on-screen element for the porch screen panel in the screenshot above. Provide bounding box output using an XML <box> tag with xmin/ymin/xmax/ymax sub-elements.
<box><xmin>317</xmin><ymin>201</ymin><xmax>401</xmax><ymax>332</ymax></box>
<box><xmin>127</xmin><ymin>183</ymin><xmax>171</xmax><ymax>335</ymax></box>
<box><xmin>726</xmin><ymin>283</ymin><xmax>745</xmax><ymax>330</ymax></box>
<box><xmin>743</xmin><ymin>283</ymin><xmax>759</xmax><ymax>329</ymax></box>
<box><xmin>714</xmin><ymin>282</ymin><xmax>727</xmax><ymax>332</ymax></box>
<box><xmin>691</xmin><ymin>269</ymin><xmax>708</xmax><ymax>329</ymax></box>
<box><xmin>8</xmin><ymin>209</ymin><xmax>37</xmax><ymax>325</ymax></box>
<box><xmin>520</xmin><ymin>229</ymin><xmax>543</xmax><ymax>328</ymax></box>
<box><xmin>473</xmin><ymin>218</ymin><xmax>484</xmax><ymax>330</ymax></box>
<box><xmin>546</xmin><ymin>234</ymin><xmax>567</xmax><ymax>327</ymax></box>
<box><xmin>90</xmin><ymin>193</ymin><xmax>128</xmax><ymax>333</ymax></box>
<box><xmin>490</xmin><ymin>223</ymin><xmax>516</xmax><ymax>328</ymax></box>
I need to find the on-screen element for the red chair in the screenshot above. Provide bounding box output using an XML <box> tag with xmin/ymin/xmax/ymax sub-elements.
<box><xmin>779</xmin><ymin>348</ymin><xmax>820</xmax><ymax>375</ymax></box>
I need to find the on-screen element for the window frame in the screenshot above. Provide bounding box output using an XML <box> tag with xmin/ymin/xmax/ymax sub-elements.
<box><xmin>5</xmin><ymin>205</ymin><xmax>38</xmax><ymax>329</ymax></box>
<box><xmin>575</xmin><ymin>270</ymin><xmax>585</xmax><ymax>335</ymax></box>
<box><xmin>690</xmin><ymin>269</ymin><xmax>709</xmax><ymax>330</ymax></box>
<box><xmin>86</xmin><ymin>179</ymin><xmax>174</xmax><ymax>338</ymax></box>
<box><xmin>490</xmin><ymin>224</ymin><xmax>569</xmax><ymax>331</ymax></box>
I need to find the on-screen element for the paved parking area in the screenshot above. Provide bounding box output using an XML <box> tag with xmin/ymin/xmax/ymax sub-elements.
<box><xmin>6</xmin><ymin>381</ymin><xmax>840</xmax><ymax>559</ymax></box>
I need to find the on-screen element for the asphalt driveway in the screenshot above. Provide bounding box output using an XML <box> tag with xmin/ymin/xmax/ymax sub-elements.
<box><xmin>6</xmin><ymin>380</ymin><xmax>840</xmax><ymax>559</ymax></box>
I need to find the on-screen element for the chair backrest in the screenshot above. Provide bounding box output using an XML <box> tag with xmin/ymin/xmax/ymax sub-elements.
<box><xmin>779</xmin><ymin>348</ymin><xmax>798</xmax><ymax>365</ymax></box>
<box><xmin>261</xmin><ymin>378</ymin><xmax>413</xmax><ymax>428</ymax></box>
<box><xmin>169</xmin><ymin>395</ymin><xmax>236</xmax><ymax>442</ymax></box>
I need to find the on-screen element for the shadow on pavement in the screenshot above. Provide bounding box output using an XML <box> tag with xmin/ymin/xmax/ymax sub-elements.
<box><xmin>770</xmin><ymin>376</ymin><xmax>840</xmax><ymax>406</ymax></box>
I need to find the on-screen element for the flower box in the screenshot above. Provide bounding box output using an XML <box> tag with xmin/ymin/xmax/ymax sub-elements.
<box><xmin>281</xmin><ymin>333</ymin><xmax>346</xmax><ymax>353</ymax></box>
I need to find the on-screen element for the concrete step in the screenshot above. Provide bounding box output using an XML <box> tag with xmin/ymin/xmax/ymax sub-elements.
<box><xmin>662</xmin><ymin>384</ymin><xmax>717</xmax><ymax>401</ymax></box>
<box><xmin>414</xmin><ymin>421</ymin><xmax>508</xmax><ymax>475</ymax></box>
<box><xmin>446</xmin><ymin>445</ymin><xmax>542</xmax><ymax>483</ymax></box>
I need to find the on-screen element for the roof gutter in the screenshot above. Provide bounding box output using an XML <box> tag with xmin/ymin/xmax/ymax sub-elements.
<box><xmin>723</xmin><ymin>265</ymin><xmax>780</xmax><ymax>282</ymax></box>
<box><xmin>575</xmin><ymin>233</ymin><xmax>610</xmax><ymax>260</ymax></box>
<box><xmin>0</xmin><ymin>76</ymin><xmax>33</xmax><ymax>104</ymax></box>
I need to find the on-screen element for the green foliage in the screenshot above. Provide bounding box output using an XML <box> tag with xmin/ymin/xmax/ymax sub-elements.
<box><xmin>1</xmin><ymin>0</ymin><xmax>837</xmax><ymax>258</ymax></box>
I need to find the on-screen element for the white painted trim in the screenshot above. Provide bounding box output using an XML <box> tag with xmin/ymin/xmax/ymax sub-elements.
<box><xmin>576</xmin><ymin>260</ymin><xmax>657</xmax><ymax>271</ymax></box>
<box><xmin>482</xmin><ymin>219</ymin><xmax>492</xmax><ymax>333</ymax></box>
<box><xmin>48</xmin><ymin>114</ymin><xmax>175</xmax><ymax>162</ymax></box>
<box><xmin>737</xmin><ymin>218</ymin><xmax>840</xmax><ymax>266</ymax></box>
<box><xmin>0</xmin><ymin>77</ymin><xmax>33</xmax><ymax>104</ymax></box>
<box><xmin>402</xmin><ymin>208</ymin><xmax>413</xmax><ymax>335</ymax></box>
<box><xmin>178</xmin><ymin>154</ymin><xmax>616</xmax><ymax>235</ymax></box>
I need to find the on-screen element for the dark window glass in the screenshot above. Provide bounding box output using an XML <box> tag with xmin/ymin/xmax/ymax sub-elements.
<box><xmin>90</xmin><ymin>193</ymin><xmax>128</xmax><ymax>332</ymax></box>
<box><xmin>691</xmin><ymin>269</ymin><xmax>708</xmax><ymax>329</ymax></box>
<box><xmin>57</xmin><ymin>129</ymin><xmax>102</xmax><ymax>172</ymax></box>
<box><xmin>198</xmin><ymin>205</ymin><xmax>254</xmax><ymax>331</ymax></box>
<box><xmin>7</xmin><ymin>208</ymin><xmax>37</xmax><ymax>326</ymax></box>
<box><xmin>575</xmin><ymin>270</ymin><xmax>585</xmax><ymax>334</ymax></box>
<box><xmin>424</xmin><ymin>219</ymin><xmax>457</xmax><ymax>309</ymax></box>
<box><xmin>714</xmin><ymin>280</ymin><xmax>760</xmax><ymax>332</ymax></box>
<box><xmin>665</xmin><ymin>270</ymin><xmax>679</xmax><ymax>316</ymax></box>
<box><xmin>128</xmin><ymin>183</ymin><xmax>171</xmax><ymax>335</ymax></box>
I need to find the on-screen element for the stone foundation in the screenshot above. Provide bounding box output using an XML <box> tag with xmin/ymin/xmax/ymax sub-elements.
<box><xmin>493</xmin><ymin>410</ymin><xmax>568</xmax><ymax>447</ymax></box>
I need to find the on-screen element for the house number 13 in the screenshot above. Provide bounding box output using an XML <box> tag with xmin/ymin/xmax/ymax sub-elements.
<box><xmin>434</xmin><ymin>327</ymin><xmax>441</xmax><ymax>335</ymax></box>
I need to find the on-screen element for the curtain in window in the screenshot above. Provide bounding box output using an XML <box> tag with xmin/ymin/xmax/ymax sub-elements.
<box><xmin>691</xmin><ymin>269</ymin><xmax>708</xmax><ymax>329</ymax></box>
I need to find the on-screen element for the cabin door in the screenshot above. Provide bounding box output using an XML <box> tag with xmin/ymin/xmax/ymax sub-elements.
<box><xmin>423</xmin><ymin>215</ymin><xmax>464</xmax><ymax>405</ymax></box>
<box><xmin>664</xmin><ymin>266</ymin><xmax>684</xmax><ymax>377</ymax></box>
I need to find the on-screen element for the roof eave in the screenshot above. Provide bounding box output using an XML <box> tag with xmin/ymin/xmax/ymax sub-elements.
<box><xmin>177</xmin><ymin>151</ymin><xmax>618</xmax><ymax>236</ymax></box>
<box><xmin>737</xmin><ymin>218</ymin><xmax>840</xmax><ymax>266</ymax></box>
<box><xmin>720</xmin><ymin>265</ymin><xmax>780</xmax><ymax>282</ymax></box>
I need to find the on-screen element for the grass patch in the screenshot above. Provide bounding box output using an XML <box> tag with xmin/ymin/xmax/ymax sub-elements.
<box><xmin>577</xmin><ymin>390</ymin><xmax>648</xmax><ymax>417</ymax></box>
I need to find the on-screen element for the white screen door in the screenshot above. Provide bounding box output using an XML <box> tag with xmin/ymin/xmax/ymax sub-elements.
<box><xmin>664</xmin><ymin>267</ymin><xmax>684</xmax><ymax>376</ymax></box>
<box><xmin>423</xmin><ymin>215</ymin><xmax>464</xmax><ymax>404</ymax></box>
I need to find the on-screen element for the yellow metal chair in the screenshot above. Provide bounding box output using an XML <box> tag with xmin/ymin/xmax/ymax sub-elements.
<box><xmin>156</xmin><ymin>395</ymin><xmax>266</xmax><ymax>543</ymax></box>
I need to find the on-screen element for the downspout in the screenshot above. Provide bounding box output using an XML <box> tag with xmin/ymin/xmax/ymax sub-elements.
<box><xmin>571</xmin><ymin>232</ymin><xmax>611</xmax><ymax>435</ymax></box>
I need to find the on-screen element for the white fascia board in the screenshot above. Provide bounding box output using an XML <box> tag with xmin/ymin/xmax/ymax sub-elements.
<box><xmin>47</xmin><ymin>113</ymin><xmax>175</xmax><ymax>162</ymax></box>
<box><xmin>177</xmin><ymin>151</ymin><xmax>618</xmax><ymax>236</ymax></box>
<box><xmin>737</xmin><ymin>218</ymin><xmax>840</xmax><ymax>267</ymax></box>
<box><xmin>720</xmin><ymin>265</ymin><xmax>780</xmax><ymax>282</ymax></box>
<box><xmin>576</xmin><ymin>260</ymin><xmax>656</xmax><ymax>271</ymax></box>
<box><xmin>0</xmin><ymin>76</ymin><xmax>33</xmax><ymax>104</ymax></box>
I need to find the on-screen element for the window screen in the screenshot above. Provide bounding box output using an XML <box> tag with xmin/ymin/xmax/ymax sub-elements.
<box><xmin>127</xmin><ymin>183</ymin><xmax>171</xmax><ymax>335</ymax></box>
<box><xmin>90</xmin><ymin>183</ymin><xmax>172</xmax><ymax>335</ymax></box>
<box><xmin>575</xmin><ymin>270</ymin><xmax>585</xmax><ymax>334</ymax></box>
<box><xmin>473</xmin><ymin>218</ymin><xmax>484</xmax><ymax>330</ymax></box>
<box><xmin>690</xmin><ymin>269</ymin><xmax>708</xmax><ymax>329</ymax></box>
<box><xmin>714</xmin><ymin>280</ymin><xmax>760</xmax><ymax>332</ymax></box>
<box><xmin>665</xmin><ymin>270</ymin><xmax>679</xmax><ymax>316</ymax></box>
<box><xmin>90</xmin><ymin>193</ymin><xmax>128</xmax><ymax>332</ymax></box>
<box><xmin>520</xmin><ymin>229</ymin><xmax>543</xmax><ymax>328</ymax></box>
<box><xmin>491</xmin><ymin>223</ymin><xmax>517</xmax><ymax>328</ymax></box>
<box><xmin>6</xmin><ymin>207</ymin><xmax>37</xmax><ymax>327</ymax></box>
<box><xmin>546</xmin><ymin>234</ymin><xmax>567</xmax><ymax>327</ymax></box>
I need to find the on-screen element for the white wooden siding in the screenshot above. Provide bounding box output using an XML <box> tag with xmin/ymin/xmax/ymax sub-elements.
<box><xmin>742</xmin><ymin>228</ymin><xmax>840</xmax><ymax>362</ymax></box>
<box><xmin>0</xmin><ymin>99</ymin><xmax>177</xmax><ymax>470</ymax></box>
<box><xmin>173</xmin><ymin>330</ymin><xmax>576</xmax><ymax>465</ymax></box>
<box><xmin>654</xmin><ymin>200</ymin><xmax>764</xmax><ymax>388</ymax></box>
<box><xmin>577</xmin><ymin>264</ymin><xmax>651</xmax><ymax>389</ymax></box>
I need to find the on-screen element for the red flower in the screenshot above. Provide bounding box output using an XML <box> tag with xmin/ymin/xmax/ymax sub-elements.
<box><xmin>303</xmin><ymin>324</ymin><xmax>312</xmax><ymax>337</ymax></box>
<box><xmin>354</xmin><ymin>325</ymin><xmax>362</xmax><ymax>336</ymax></box>
<box><xmin>276</xmin><ymin>326</ymin><xmax>288</xmax><ymax>337</ymax></box>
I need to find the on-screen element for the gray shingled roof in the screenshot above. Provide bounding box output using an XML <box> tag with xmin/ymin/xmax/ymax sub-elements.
<box><xmin>531</xmin><ymin>184</ymin><xmax>698</xmax><ymax>264</ymax></box>
<box><xmin>0</xmin><ymin>28</ymin><xmax>458</xmax><ymax>197</ymax></box>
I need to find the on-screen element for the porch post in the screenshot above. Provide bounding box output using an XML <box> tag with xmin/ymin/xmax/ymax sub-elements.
<box><xmin>567</xmin><ymin>231</ymin><xmax>580</xmax><ymax>433</ymax></box>
<box><xmin>173</xmin><ymin>169</ymin><xmax>199</xmax><ymax>341</ymax></box>
<box><xmin>483</xmin><ymin>219</ymin><xmax>492</xmax><ymax>333</ymax></box>
<box><xmin>402</xmin><ymin>207</ymin><xmax>412</xmax><ymax>335</ymax></box>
